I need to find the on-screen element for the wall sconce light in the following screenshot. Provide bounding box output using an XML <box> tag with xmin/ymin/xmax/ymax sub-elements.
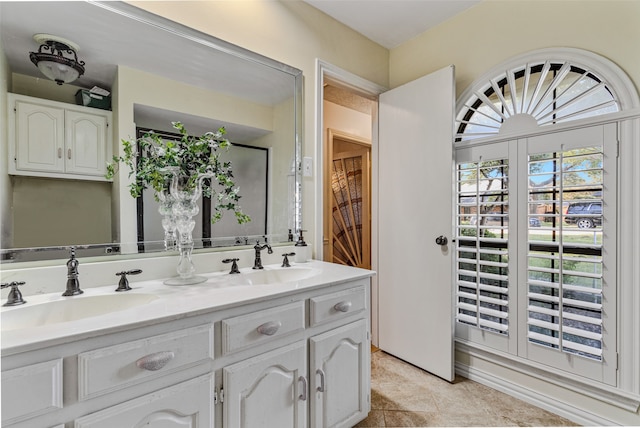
<box><xmin>29</xmin><ymin>34</ymin><xmax>85</xmax><ymax>85</ymax></box>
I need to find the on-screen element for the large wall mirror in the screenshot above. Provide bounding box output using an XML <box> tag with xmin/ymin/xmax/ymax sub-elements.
<box><xmin>0</xmin><ymin>1</ymin><xmax>302</xmax><ymax>264</ymax></box>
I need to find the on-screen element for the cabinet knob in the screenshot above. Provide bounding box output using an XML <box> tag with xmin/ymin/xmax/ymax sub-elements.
<box><xmin>67</xmin><ymin>148</ymin><xmax>72</xmax><ymax>159</ymax></box>
<box><xmin>57</xmin><ymin>148</ymin><xmax>62</xmax><ymax>159</ymax></box>
<box><xmin>333</xmin><ymin>301</ymin><xmax>352</xmax><ymax>313</ymax></box>
<box><xmin>136</xmin><ymin>351</ymin><xmax>175</xmax><ymax>371</ymax></box>
<box><xmin>256</xmin><ymin>320</ymin><xmax>281</xmax><ymax>336</ymax></box>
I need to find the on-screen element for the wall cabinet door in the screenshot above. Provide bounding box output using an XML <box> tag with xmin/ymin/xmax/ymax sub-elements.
<box><xmin>223</xmin><ymin>341</ymin><xmax>308</xmax><ymax>428</ymax></box>
<box><xmin>310</xmin><ymin>320</ymin><xmax>369</xmax><ymax>428</ymax></box>
<box><xmin>74</xmin><ymin>375</ymin><xmax>214</xmax><ymax>428</ymax></box>
<box><xmin>65</xmin><ymin>109</ymin><xmax>108</xmax><ymax>176</ymax></box>
<box><xmin>14</xmin><ymin>99</ymin><xmax>65</xmax><ymax>174</ymax></box>
<box><xmin>9</xmin><ymin>94</ymin><xmax>111</xmax><ymax>180</ymax></box>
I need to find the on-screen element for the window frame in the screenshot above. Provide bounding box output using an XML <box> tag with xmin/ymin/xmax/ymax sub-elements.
<box><xmin>453</xmin><ymin>47</ymin><xmax>640</xmax><ymax>400</ymax></box>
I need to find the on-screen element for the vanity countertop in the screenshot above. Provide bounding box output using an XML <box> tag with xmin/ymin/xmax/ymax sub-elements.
<box><xmin>0</xmin><ymin>261</ymin><xmax>374</xmax><ymax>355</ymax></box>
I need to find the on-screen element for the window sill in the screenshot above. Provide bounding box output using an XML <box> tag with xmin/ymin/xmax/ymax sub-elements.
<box><xmin>455</xmin><ymin>339</ymin><xmax>640</xmax><ymax>413</ymax></box>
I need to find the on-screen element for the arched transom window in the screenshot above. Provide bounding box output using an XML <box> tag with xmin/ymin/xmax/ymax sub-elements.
<box><xmin>456</xmin><ymin>59</ymin><xmax>621</xmax><ymax>141</ymax></box>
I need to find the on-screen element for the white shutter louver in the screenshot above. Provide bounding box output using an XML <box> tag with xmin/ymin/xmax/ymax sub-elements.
<box><xmin>456</xmin><ymin>159</ymin><xmax>509</xmax><ymax>335</ymax></box>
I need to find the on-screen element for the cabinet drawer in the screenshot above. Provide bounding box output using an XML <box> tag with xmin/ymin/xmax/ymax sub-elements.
<box><xmin>1</xmin><ymin>358</ymin><xmax>63</xmax><ymax>425</ymax></box>
<box><xmin>310</xmin><ymin>285</ymin><xmax>367</xmax><ymax>326</ymax></box>
<box><xmin>78</xmin><ymin>324</ymin><xmax>213</xmax><ymax>401</ymax></box>
<box><xmin>222</xmin><ymin>301</ymin><xmax>305</xmax><ymax>354</ymax></box>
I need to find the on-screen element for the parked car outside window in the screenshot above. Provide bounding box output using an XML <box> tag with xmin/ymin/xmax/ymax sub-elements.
<box><xmin>565</xmin><ymin>202</ymin><xmax>602</xmax><ymax>228</ymax></box>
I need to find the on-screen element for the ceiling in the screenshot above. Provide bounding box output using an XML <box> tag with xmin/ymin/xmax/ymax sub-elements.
<box><xmin>0</xmin><ymin>2</ymin><xmax>295</xmax><ymax>105</ymax></box>
<box><xmin>0</xmin><ymin>1</ymin><xmax>299</xmax><ymax>142</ymax></box>
<box><xmin>303</xmin><ymin>0</ymin><xmax>481</xmax><ymax>49</ymax></box>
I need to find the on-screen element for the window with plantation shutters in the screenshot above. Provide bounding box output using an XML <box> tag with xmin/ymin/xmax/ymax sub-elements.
<box><xmin>453</xmin><ymin>47</ymin><xmax>638</xmax><ymax>394</ymax></box>
<box><xmin>456</xmin><ymin>158</ymin><xmax>510</xmax><ymax>335</ymax></box>
<box><xmin>527</xmin><ymin>146</ymin><xmax>605</xmax><ymax>361</ymax></box>
<box><xmin>454</xmin><ymin>124</ymin><xmax>617</xmax><ymax>384</ymax></box>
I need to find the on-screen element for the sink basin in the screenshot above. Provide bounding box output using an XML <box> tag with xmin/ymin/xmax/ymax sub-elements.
<box><xmin>1</xmin><ymin>293</ymin><xmax>159</xmax><ymax>331</ymax></box>
<box><xmin>232</xmin><ymin>267</ymin><xmax>318</xmax><ymax>286</ymax></box>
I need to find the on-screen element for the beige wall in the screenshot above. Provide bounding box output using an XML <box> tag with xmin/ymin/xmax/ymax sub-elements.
<box><xmin>390</xmin><ymin>0</ymin><xmax>640</xmax><ymax>99</ymax></box>
<box><xmin>0</xmin><ymin>36</ymin><xmax>12</xmax><ymax>248</ymax></box>
<box><xmin>128</xmin><ymin>0</ymin><xmax>390</xmax><ymax>252</ymax></box>
<box><xmin>12</xmin><ymin>177</ymin><xmax>112</xmax><ymax>248</ymax></box>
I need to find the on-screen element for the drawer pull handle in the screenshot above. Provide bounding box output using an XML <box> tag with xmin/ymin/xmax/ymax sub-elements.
<box><xmin>57</xmin><ymin>148</ymin><xmax>62</xmax><ymax>158</ymax></box>
<box><xmin>67</xmin><ymin>148</ymin><xmax>72</xmax><ymax>159</ymax></box>
<box><xmin>136</xmin><ymin>351</ymin><xmax>175</xmax><ymax>371</ymax></box>
<box><xmin>333</xmin><ymin>301</ymin><xmax>352</xmax><ymax>313</ymax></box>
<box><xmin>257</xmin><ymin>321</ymin><xmax>281</xmax><ymax>336</ymax></box>
<box><xmin>299</xmin><ymin>375</ymin><xmax>308</xmax><ymax>401</ymax></box>
<box><xmin>316</xmin><ymin>368</ymin><xmax>326</xmax><ymax>392</ymax></box>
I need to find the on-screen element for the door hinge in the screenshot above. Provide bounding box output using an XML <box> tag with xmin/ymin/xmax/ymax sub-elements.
<box><xmin>616</xmin><ymin>352</ymin><xmax>619</xmax><ymax>371</ymax></box>
<box><xmin>617</xmin><ymin>139</ymin><xmax>620</xmax><ymax>158</ymax></box>
<box><xmin>214</xmin><ymin>388</ymin><xmax>225</xmax><ymax>404</ymax></box>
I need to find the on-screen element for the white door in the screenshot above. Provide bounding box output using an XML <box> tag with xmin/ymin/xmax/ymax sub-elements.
<box><xmin>15</xmin><ymin>99</ymin><xmax>65</xmax><ymax>173</ymax></box>
<box><xmin>65</xmin><ymin>110</ymin><xmax>108</xmax><ymax>176</ymax></box>
<box><xmin>378</xmin><ymin>65</ymin><xmax>455</xmax><ymax>381</ymax></box>
<box><xmin>74</xmin><ymin>375</ymin><xmax>214</xmax><ymax>428</ymax></box>
<box><xmin>310</xmin><ymin>319</ymin><xmax>369</xmax><ymax>428</ymax></box>
<box><xmin>223</xmin><ymin>341</ymin><xmax>308</xmax><ymax>428</ymax></box>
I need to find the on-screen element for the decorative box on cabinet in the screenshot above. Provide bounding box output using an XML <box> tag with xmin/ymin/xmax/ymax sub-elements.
<box><xmin>8</xmin><ymin>93</ymin><xmax>112</xmax><ymax>181</ymax></box>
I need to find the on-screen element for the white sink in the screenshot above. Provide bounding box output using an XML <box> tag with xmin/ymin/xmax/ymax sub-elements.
<box><xmin>233</xmin><ymin>267</ymin><xmax>319</xmax><ymax>286</ymax></box>
<box><xmin>1</xmin><ymin>293</ymin><xmax>159</xmax><ymax>331</ymax></box>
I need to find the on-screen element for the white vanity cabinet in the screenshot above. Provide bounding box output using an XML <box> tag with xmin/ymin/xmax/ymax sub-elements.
<box><xmin>1</xmin><ymin>271</ymin><xmax>372</xmax><ymax>428</ymax></box>
<box><xmin>8</xmin><ymin>93</ymin><xmax>112</xmax><ymax>181</ymax></box>
<box><xmin>221</xmin><ymin>282</ymin><xmax>370</xmax><ymax>428</ymax></box>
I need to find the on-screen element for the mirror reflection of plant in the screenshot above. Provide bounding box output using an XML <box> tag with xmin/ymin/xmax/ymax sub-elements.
<box><xmin>106</xmin><ymin>121</ymin><xmax>250</xmax><ymax>224</ymax></box>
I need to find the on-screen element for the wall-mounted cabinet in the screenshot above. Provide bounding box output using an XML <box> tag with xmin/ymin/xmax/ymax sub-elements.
<box><xmin>7</xmin><ymin>93</ymin><xmax>112</xmax><ymax>181</ymax></box>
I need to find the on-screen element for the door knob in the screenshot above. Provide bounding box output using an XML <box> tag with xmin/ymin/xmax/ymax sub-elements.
<box><xmin>435</xmin><ymin>235</ymin><xmax>448</xmax><ymax>246</ymax></box>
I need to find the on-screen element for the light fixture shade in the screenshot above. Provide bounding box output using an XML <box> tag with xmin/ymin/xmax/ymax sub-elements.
<box><xmin>34</xmin><ymin>59</ymin><xmax>82</xmax><ymax>85</ymax></box>
<box><xmin>29</xmin><ymin>35</ymin><xmax>85</xmax><ymax>85</ymax></box>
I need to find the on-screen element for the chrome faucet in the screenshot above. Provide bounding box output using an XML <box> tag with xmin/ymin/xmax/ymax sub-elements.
<box><xmin>63</xmin><ymin>247</ymin><xmax>83</xmax><ymax>296</ymax></box>
<box><xmin>253</xmin><ymin>241</ymin><xmax>273</xmax><ymax>269</ymax></box>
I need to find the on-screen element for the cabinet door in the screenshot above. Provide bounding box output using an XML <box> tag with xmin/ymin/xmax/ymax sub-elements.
<box><xmin>74</xmin><ymin>375</ymin><xmax>213</xmax><ymax>428</ymax></box>
<box><xmin>310</xmin><ymin>320</ymin><xmax>369</xmax><ymax>428</ymax></box>
<box><xmin>223</xmin><ymin>341</ymin><xmax>308</xmax><ymax>428</ymax></box>
<box><xmin>65</xmin><ymin>110</ymin><xmax>108</xmax><ymax>176</ymax></box>
<box><xmin>15</xmin><ymin>99</ymin><xmax>65</xmax><ymax>173</ymax></box>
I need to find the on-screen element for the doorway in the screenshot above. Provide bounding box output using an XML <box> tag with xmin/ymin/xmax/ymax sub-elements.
<box><xmin>324</xmin><ymin>129</ymin><xmax>371</xmax><ymax>269</ymax></box>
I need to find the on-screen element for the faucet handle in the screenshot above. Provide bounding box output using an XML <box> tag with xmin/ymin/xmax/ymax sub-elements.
<box><xmin>2</xmin><ymin>281</ymin><xmax>27</xmax><ymax>306</ymax></box>
<box><xmin>223</xmin><ymin>258</ymin><xmax>240</xmax><ymax>274</ymax></box>
<box><xmin>281</xmin><ymin>253</ymin><xmax>295</xmax><ymax>268</ymax></box>
<box><xmin>115</xmin><ymin>269</ymin><xmax>143</xmax><ymax>292</ymax></box>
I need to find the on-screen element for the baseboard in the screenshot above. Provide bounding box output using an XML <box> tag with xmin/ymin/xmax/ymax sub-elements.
<box><xmin>456</xmin><ymin>361</ymin><xmax>618</xmax><ymax>426</ymax></box>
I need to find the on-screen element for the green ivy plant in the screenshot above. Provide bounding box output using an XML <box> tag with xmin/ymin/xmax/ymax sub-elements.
<box><xmin>106</xmin><ymin>121</ymin><xmax>250</xmax><ymax>224</ymax></box>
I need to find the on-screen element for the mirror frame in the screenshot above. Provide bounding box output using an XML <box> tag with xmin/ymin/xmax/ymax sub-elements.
<box><xmin>1</xmin><ymin>1</ymin><xmax>303</xmax><ymax>266</ymax></box>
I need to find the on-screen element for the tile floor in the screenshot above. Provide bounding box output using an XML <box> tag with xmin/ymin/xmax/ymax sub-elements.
<box><xmin>354</xmin><ymin>350</ymin><xmax>579</xmax><ymax>427</ymax></box>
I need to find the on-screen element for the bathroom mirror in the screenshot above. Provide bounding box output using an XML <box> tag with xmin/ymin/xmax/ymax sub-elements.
<box><xmin>0</xmin><ymin>1</ymin><xmax>303</xmax><ymax>263</ymax></box>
